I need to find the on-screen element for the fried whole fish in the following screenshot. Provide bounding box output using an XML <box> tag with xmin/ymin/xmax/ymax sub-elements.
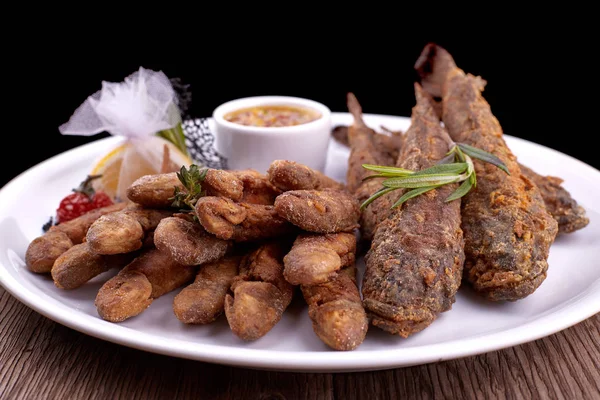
<box><xmin>362</xmin><ymin>84</ymin><xmax>465</xmax><ymax>337</ymax></box>
<box><xmin>415</xmin><ymin>43</ymin><xmax>558</xmax><ymax>301</ymax></box>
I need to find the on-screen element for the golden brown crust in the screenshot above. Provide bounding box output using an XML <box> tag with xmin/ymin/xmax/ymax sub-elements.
<box><xmin>283</xmin><ymin>232</ymin><xmax>356</xmax><ymax>285</ymax></box>
<box><xmin>230</xmin><ymin>169</ymin><xmax>282</xmax><ymax>205</ymax></box>
<box><xmin>224</xmin><ymin>241</ymin><xmax>293</xmax><ymax>341</ymax></box>
<box><xmin>195</xmin><ymin>197</ymin><xmax>296</xmax><ymax>241</ymax></box>
<box><xmin>331</xmin><ymin>125</ymin><xmax>401</xmax><ymax>166</ymax></box>
<box><xmin>50</xmin><ymin>202</ymin><xmax>128</xmax><ymax>244</ymax></box>
<box><xmin>51</xmin><ymin>242</ymin><xmax>136</xmax><ymax>290</ymax></box>
<box><xmin>203</xmin><ymin>169</ymin><xmax>244</xmax><ymax>201</ymax></box>
<box><xmin>274</xmin><ymin>189</ymin><xmax>360</xmax><ymax>233</ymax></box>
<box><xmin>301</xmin><ymin>266</ymin><xmax>368</xmax><ymax>351</ymax></box>
<box><xmin>154</xmin><ymin>217</ymin><xmax>230</xmax><ymax>266</ymax></box>
<box><xmin>173</xmin><ymin>255</ymin><xmax>242</xmax><ymax>324</ymax></box>
<box><xmin>417</xmin><ymin>43</ymin><xmax>559</xmax><ymax>301</ymax></box>
<box><xmin>126</xmin><ymin>173</ymin><xmax>181</xmax><ymax>208</ymax></box>
<box><xmin>362</xmin><ymin>84</ymin><xmax>465</xmax><ymax>337</ymax></box>
<box><xmin>95</xmin><ymin>248</ymin><xmax>196</xmax><ymax>322</ymax></box>
<box><xmin>86</xmin><ymin>208</ymin><xmax>172</xmax><ymax>255</ymax></box>
<box><xmin>267</xmin><ymin>160</ymin><xmax>344</xmax><ymax>191</ymax></box>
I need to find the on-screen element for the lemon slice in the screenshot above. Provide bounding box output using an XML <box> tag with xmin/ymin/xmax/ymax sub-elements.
<box><xmin>91</xmin><ymin>136</ymin><xmax>193</xmax><ymax>201</ymax></box>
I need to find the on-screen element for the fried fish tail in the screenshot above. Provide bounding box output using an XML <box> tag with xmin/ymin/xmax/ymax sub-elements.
<box><xmin>154</xmin><ymin>217</ymin><xmax>230</xmax><ymax>266</ymax></box>
<box><xmin>267</xmin><ymin>160</ymin><xmax>345</xmax><ymax>191</ymax></box>
<box><xmin>283</xmin><ymin>232</ymin><xmax>356</xmax><ymax>285</ymax></box>
<box><xmin>224</xmin><ymin>241</ymin><xmax>293</xmax><ymax>341</ymax></box>
<box><xmin>95</xmin><ymin>248</ymin><xmax>196</xmax><ymax>322</ymax></box>
<box><xmin>86</xmin><ymin>207</ymin><xmax>172</xmax><ymax>255</ymax></box>
<box><xmin>25</xmin><ymin>202</ymin><xmax>127</xmax><ymax>273</ymax></box>
<box><xmin>301</xmin><ymin>266</ymin><xmax>368</xmax><ymax>351</ymax></box>
<box><xmin>51</xmin><ymin>242</ymin><xmax>137</xmax><ymax>290</ymax></box>
<box><xmin>362</xmin><ymin>84</ymin><xmax>465</xmax><ymax>337</ymax></box>
<box><xmin>274</xmin><ymin>189</ymin><xmax>360</xmax><ymax>233</ymax></box>
<box><xmin>416</xmin><ymin>43</ymin><xmax>558</xmax><ymax>301</ymax></box>
<box><xmin>173</xmin><ymin>255</ymin><xmax>241</xmax><ymax>324</ymax></box>
<box><xmin>194</xmin><ymin>197</ymin><xmax>296</xmax><ymax>241</ymax></box>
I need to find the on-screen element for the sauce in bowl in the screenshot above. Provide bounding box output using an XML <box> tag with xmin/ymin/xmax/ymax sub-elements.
<box><xmin>224</xmin><ymin>105</ymin><xmax>321</xmax><ymax>127</ymax></box>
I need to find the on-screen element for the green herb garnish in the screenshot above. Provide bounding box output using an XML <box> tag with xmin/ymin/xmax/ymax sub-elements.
<box><xmin>360</xmin><ymin>143</ymin><xmax>509</xmax><ymax>210</ymax></box>
<box><xmin>170</xmin><ymin>164</ymin><xmax>208</xmax><ymax>210</ymax></box>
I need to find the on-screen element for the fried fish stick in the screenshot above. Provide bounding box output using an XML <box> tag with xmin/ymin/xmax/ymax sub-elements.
<box><xmin>154</xmin><ymin>217</ymin><xmax>230</xmax><ymax>266</ymax></box>
<box><xmin>173</xmin><ymin>255</ymin><xmax>241</xmax><ymax>324</ymax></box>
<box><xmin>230</xmin><ymin>169</ymin><xmax>282</xmax><ymax>205</ymax></box>
<box><xmin>274</xmin><ymin>189</ymin><xmax>360</xmax><ymax>233</ymax></box>
<box><xmin>51</xmin><ymin>242</ymin><xmax>137</xmax><ymax>290</ymax></box>
<box><xmin>224</xmin><ymin>241</ymin><xmax>293</xmax><ymax>341</ymax></box>
<box><xmin>267</xmin><ymin>160</ymin><xmax>345</xmax><ymax>191</ymax></box>
<box><xmin>362</xmin><ymin>84</ymin><xmax>465</xmax><ymax>337</ymax></box>
<box><xmin>283</xmin><ymin>232</ymin><xmax>356</xmax><ymax>285</ymax></box>
<box><xmin>194</xmin><ymin>197</ymin><xmax>296</xmax><ymax>241</ymax></box>
<box><xmin>518</xmin><ymin>164</ymin><xmax>589</xmax><ymax>234</ymax></box>
<box><xmin>126</xmin><ymin>169</ymin><xmax>244</xmax><ymax>208</ymax></box>
<box><xmin>95</xmin><ymin>248</ymin><xmax>196</xmax><ymax>322</ymax></box>
<box><xmin>86</xmin><ymin>207</ymin><xmax>172</xmax><ymax>255</ymax></box>
<box><xmin>415</xmin><ymin>43</ymin><xmax>558</xmax><ymax>301</ymax></box>
<box><xmin>25</xmin><ymin>202</ymin><xmax>127</xmax><ymax>273</ymax></box>
<box><xmin>301</xmin><ymin>266</ymin><xmax>368</xmax><ymax>351</ymax></box>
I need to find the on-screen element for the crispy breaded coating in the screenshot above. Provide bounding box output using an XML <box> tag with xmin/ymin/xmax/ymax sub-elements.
<box><xmin>267</xmin><ymin>160</ymin><xmax>345</xmax><ymax>191</ymax></box>
<box><xmin>274</xmin><ymin>189</ymin><xmax>360</xmax><ymax>233</ymax></box>
<box><xmin>195</xmin><ymin>197</ymin><xmax>296</xmax><ymax>241</ymax></box>
<box><xmin>230</xmin><ymin>169</ymin><xmax>281</xmax><ymax>205</ymax></box>
<box><xmin>95</xmin><ymin>248</ymin><xmax>196</xmax><ymax>322</ymax></box>
<box><xmin>362</xmin><ymin>84</ymin><xmax>465</xmax><ymax>337</ymax></box>
<box><xmin>331</xmin><ymin>125</ymin><xmax>401</xmax><ymax>165</ymax></box>
<box><xmin>283</xmin><ymin>232</ymin><xmax>356</xmax><ymax>285</ymax></box>
<box><xmin>51</xmin><ymin>242</ymin><xmax>137</xmax><ymax>290</ymax></box>
<box><xmin>519</xmin><ymin>164</ymin><xmax>589</xmax><ymax>234</ymax></box>
<box><xmin>126</xmin><ymin>172</ymin><xmax>181</xmax><ymax>208</ymax></box>
<box><xmin>173</xmin><ymin>255</ymin><xmax>241</xmax><ymax>324</ymax></box>
<box><xmin>301</xmin><ymin>266</ymin><xmax>368</xmax><ymax>351</ymax></box>
<box><xmin>224</xmin><ymin>241</ymin><xmax>293</xmax><ymax>341</ymax></box>
<box><xmin>25</xmin><ymin>202</ymin><xmax>127</xmax><ymax>273</ymax></box>
<box><xmin>346</xmin><ymin>94</ymin><xmax>401</xmax><ymax>241</ymax></box>
<box><xmin>86</xmin><ymin>208</ymin><xmax>172</xmax><ymax>255</ymax></box>
<box><xmin>154</xmin><ymin>217</ymin><xmax>230</xmax><ymax>266</ymax></box>
<box><xmin>416</xmin><ymin>43</ymin><xmax>558</xmax><ymax>301</ymax></box>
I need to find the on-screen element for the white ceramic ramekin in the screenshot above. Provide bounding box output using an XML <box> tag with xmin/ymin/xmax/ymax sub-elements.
<box><xmin>212</xmin><ymin>96</ymin><xmax>332</xmax><ymax>173</ymax></box>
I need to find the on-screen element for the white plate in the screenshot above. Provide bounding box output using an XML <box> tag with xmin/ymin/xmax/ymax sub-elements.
<box><xmin>1</xmin><ymin>113</ymin><xmax>599</xmax><ymax>373</ymax></box>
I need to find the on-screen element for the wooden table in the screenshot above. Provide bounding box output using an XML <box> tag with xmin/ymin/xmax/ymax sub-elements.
<box><xmin>1</xmin><ymin>287</ymin><xmax>598</xmax><ymax>400</ymax></box>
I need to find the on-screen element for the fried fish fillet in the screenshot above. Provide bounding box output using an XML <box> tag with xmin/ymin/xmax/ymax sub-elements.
<box><xmin>25</xmin><ymin>202</ymin><xmax>127</xmax><ymax>273</ymax></box>
<box><xmin>224</xmin><ymin>241</ymin><xmax>293</xmax><ymax>341</ymax></box>
<box><xmin>267</xmin><ymin>160</ymin><xmax>345</xmax><ymax>191</ymax></box>
<box><xmin>415</xmin><ymin>43</ymin><xmax>558</xmax><ymax>301</ymax></box>
<box><xmin>362</xmin><ymin>84</ymin><xmax>465</xmax><ymax>337</ymax></box>
<box><xmin>283</xmin><ymin>232</ymin><xmax>356</xmax><ymax>285</ymax></box>
<box><xmin>95</xmin><ymin>248</ymin><xmax>196</xmax><ymax>322</ymax></box>
<box><xmin>230</xmin><ymin>169</ymin><xmax>282</xmax><ymax>205</ymax></box>
<box><xmin>301</xmin><ymin>266</ymin><xmax>368</xmax><ymax>351</ymax></box>
<box><xmin>274</xmin><ymin>189</ymin><xmax>360</xmax><ymax>233</ymax></box>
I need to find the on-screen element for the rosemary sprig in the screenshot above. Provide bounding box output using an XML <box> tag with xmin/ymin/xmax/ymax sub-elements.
<box><xmin>360</xmin><ymin>142</ymin><xmax>509</xmax><ymax>210</ymax></box>
<box><xmin>170</xmin><ymin>164</ymin><xmax>208</xmax><ymax>210</ymax></box>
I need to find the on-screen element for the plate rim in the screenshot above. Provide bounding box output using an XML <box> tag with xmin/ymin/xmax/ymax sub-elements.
<box><xmin>1</xmin><ymin>113</ymin><xmax>599</xmax><ymax>372</ymax></box>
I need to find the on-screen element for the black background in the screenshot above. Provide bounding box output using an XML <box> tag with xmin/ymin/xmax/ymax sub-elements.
<box><xmin>4</xmin><ymin>28</ymin><xmax>596</xmax><ymax>188</ymax></box>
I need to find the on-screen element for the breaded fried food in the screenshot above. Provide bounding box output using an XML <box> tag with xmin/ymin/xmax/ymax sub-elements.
<box><xmin>346</xmin><ymin>94</ymin><xmax>401</xmax><ymax>241</ymax></box>
<box><xmin>416</xmin><ymin>43</ymin><xmax>558</xmax><ymax>301</ymax></box>
<box><xmin>126</xmin><ymin>169</ymin><xmax>244</xmax><ymax>208</ymax></box>
<box><xmin>283</xmin><ymin>232</ymin><xmax>356</xmax><ymax>285</ymax></box>
<box><xmin>194</xmin><ymin>197</ymin><xmax>296</xmax><ymax>241</ymax></box>
<box><xmin>519</xmin><ymin>164</ymin><xmax>589</xmax><ymax>234</ymax></box>
<box><xmin>331</xmin><ymin>125</ymin><xmax>402</xmax><ymax>164</ymax></box>
<box><xmin>301</xmin><ymin>266</ymin><xmax>368</xmax><ymax>351</ymax></box>
<box><xmin>25</xmin><ymin>202</ymin><xmax>127</xmax><ymax>273</ymax></box>
<box><xmin>51</xmin><ymin>242</ymin><xmax>137</xmax><ymax>290</ymax></box>
<box><xmin>95</xmin><ymin>248</ymin><xmax>196</xmax><ymax>322</ymax></box>
<box><xmin>362</xmin><ymin>84</ymin><xmax>465</xmax><ymax>337</ymax></box>
<box><xmin>173</xmin><ymin>255</ymin><xmax>241</xmax><ymax>324</ymax></box>
<box><xmin>154</xmin><ymin>217</ymin><xmax>230</xmax><ymax>266</ymax></box>
<box><xmin>230</xmin><ymin>169</ymin><xmax>281</xmax><ymax>205</ymax></box>
<box><xmin>86</xmin><ymin>207</ymin><xmax>172</xmax><ymax>255</ymax></box>
<box><xmin>224</xmin><ymin>241</ymin><xmax>293</xmax><ymax>341</ymax></box>
<box><xmin>267</xmin><ymin>160</ymin><xmax>345</xmax><ymax>191</ymax></box>
<box><xmin>274</xmin><ymin>189</ymin><xmax>360</xmax><ymax>233</ymax></box>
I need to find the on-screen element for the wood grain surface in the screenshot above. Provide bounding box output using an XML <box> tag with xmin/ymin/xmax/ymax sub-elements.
<box><xmin>1</xmin><ymin>287</ymin><xmax>598</xmax><ymax>400</ymax></box>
